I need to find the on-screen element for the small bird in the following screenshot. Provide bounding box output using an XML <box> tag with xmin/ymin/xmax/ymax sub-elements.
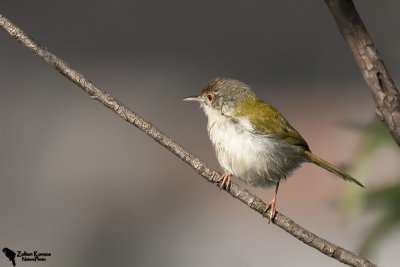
<box><xmin>184</xmin><ymin>78</ymin><xmax>363</xmax><ymax>221</ymax></box>
<box><xmin>2</xmin><ymin>248</ymin><xmax>16</xmax><ymax>266</ymax></box>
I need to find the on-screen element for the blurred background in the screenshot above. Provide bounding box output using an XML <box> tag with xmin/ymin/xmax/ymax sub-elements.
<box><xmin>0</xmin><ymin>0</ymin><xmax>399</xmax><ymax>266</ymax></box>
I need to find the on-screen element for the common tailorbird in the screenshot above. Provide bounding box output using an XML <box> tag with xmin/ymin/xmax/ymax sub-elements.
<box><xmin>184</xmin><ymin>78</ymin><xmax>363</xmax><ymax>221</ymax></box>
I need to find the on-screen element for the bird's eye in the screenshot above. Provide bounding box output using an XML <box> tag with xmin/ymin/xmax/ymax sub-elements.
<box><xmin>206</xmin><ymin>94</ymin><xmax>213</xmax><ymax>101</ymax></box>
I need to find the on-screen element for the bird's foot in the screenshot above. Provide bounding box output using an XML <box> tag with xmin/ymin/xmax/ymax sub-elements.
<box><xmin>218</xmin><ymin>173</ymin><xmax>232</xmax><ymax>191</ymax></box>
<box><xmin>264</xmin><ymin>197</ymin><xmax>277</xmax><ymax>223</ymax></box>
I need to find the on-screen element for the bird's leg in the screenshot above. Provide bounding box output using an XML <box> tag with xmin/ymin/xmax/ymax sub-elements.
<box><xmin>264</xmin><ymin>182</ymin><xmax>280</xmax><ymax>223</ymax></box>
<box><xmin>218</xmin><ymin>172</ymin><xmax>232</xmax><ymax>190</ymax></box>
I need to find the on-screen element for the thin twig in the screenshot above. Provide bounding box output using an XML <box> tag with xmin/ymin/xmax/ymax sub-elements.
<box><xmin>0</xmin><ymin>14</ymin><xmax>376</xmax><ymax>267</ymax></box>
<box><xmin>325</xmin><ymin>0</ymin><xmax>400</xmax><ymax>146</ymax></box>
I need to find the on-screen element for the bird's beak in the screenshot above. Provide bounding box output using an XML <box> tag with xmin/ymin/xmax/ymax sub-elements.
<box><xmin>182</xmin><ymin>95</ymin><xmax>202</xmax><ymax>102</ymax></box>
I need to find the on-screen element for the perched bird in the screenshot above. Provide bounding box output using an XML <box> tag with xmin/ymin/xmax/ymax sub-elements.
<box><xmin>184</xmin><ymin>78</ymin><xmax>363</xmax><ymax>221</ymax></box>
<box><xmin>2</xmin><ymin>248</ymin><xmax>16</xmax><ymax>266</ymax></box>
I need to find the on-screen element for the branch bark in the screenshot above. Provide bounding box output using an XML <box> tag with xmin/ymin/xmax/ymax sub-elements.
<box><xmin>0</xmin><ymin>14</ymin><xmax>375</xmax><ymax>267</ymax></box>
<box><xmin>325</xmin><ymin>0</ymin><xmax>400</xmax><ymax>146</ymax></box>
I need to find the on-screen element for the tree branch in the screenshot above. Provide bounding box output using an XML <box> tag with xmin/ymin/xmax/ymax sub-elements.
<box><xmin>0</xmin><ymin>14</ymin><xmax>375</xmax><ymax>267</ymax></box>
<box><xmin>325</xmin><ymin>0</ymin><xmax>400</xmax><ymax>146</ymax></box>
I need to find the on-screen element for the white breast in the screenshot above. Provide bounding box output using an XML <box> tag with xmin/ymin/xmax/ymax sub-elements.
<box><xmin>203</xmin><ymin>105</ymin><xmax>304</xmax><ymax>187</ymax></box>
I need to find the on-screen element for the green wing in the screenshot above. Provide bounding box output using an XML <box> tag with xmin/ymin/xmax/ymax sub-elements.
<box><xmin>234</xmin><ymin>96</ymin><xmax>309</xmax><ymax>151</ymax></box>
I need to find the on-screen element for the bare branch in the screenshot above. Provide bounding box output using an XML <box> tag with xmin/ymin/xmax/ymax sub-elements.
<box><xmin>325</xmin><ymin>0</ymin><xmax>400</xmax><ymax>146</ymax></box>
<box><xmin>0</xmin><ymin>14</ymin><xmax>376</xmax><ymax>267</ymax></box>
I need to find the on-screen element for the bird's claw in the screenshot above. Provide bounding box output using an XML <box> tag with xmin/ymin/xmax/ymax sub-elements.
<box><xmin>264</xmin><ymin>198</ymin><xmax>277</xmax><ymax>223</ymax></box>
<box><xmin>218</xmin><ymin>173</ymin><xmax>232</xmax><ymax>191</ymax></box>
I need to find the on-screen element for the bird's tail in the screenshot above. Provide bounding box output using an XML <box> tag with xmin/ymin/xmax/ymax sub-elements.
<box><xmin>11</xmin><ymin>258</ymin><xmax>15</xmax><ymax>266</ymax></box>
<box><xmin>304</xmin><ymin>151</ymin><xmax>364</xmax><ymax>187</ymax></box>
